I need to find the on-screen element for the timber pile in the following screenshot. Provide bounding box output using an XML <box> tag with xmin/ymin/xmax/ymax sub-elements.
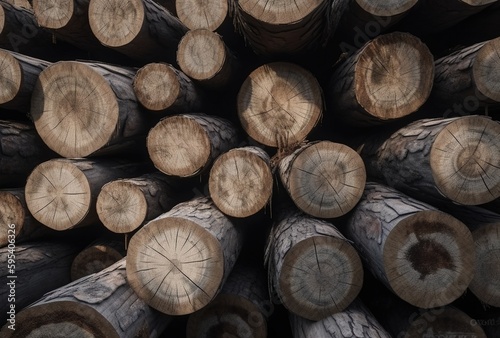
<box><xmin>0</xmin><ymin>0</ymin><xmax>499</xmax><ymax>337</ymax></box>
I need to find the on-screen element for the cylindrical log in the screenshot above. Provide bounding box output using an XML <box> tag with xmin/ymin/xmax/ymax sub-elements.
<box><xmin>328</xmin><ymin>32</ymin><xmax>434</xmax><ymax>127</ymax></box>
<box><xmin>96</xmin><ymin>172</ymin><xmax>185</xmax><ymax>233</ymax></box>
<box><xmin>278</xmin><ymin>141</ymin><xmax>366</xmax><ymax>218</ymax></box>
<box><xmin>126</xmin><ymin>197</ymin><xmax>245</xmax><ymax>315</ymax></box>
<box><xmin>237</xmin><ymin>62</ymin><xmax>323</xmax><ymax>148</ymax></box>
<box><xmin>344</xmin><ymin>182</ymin><xmax>475</xmax><ymax>309</ymax></box>
<box><xmin>209</xmin><ymin>146</ymin><xmax>273</xmax><ymax>218</ymax></box>
<box><xmin>147</xmin><ymin>113</ymin><xmax>239</xmax><ymax>177</ymax></box>
<box><xmin>0</xmin><ymin>258</ymin><xmax>172</xmax><ymax>338</ymax></box>
<box><xmin>175</xmin><ymin>0</ymin><xmax>229</xmax><ymax>31</ymax></box>
<box><xmin>88</xmin><ymin>0</ymin><xmax>188</xmax><ymax>63</ymax></box>
<box><xmin>266</xmin><ymin>209</ymin><xmax>363</xmax><ymax>321</ymax></box>
<box><xmin>133</xmin><ymin>62</ymin><xmax>204</xmax><ymax>113</ymax></box>
<box><xmin>31</xmin><ymin>60</ymin><xmax>152</xmax><ymax>158</ymax></box>
<box><xmin>359</xmin><ymin>115</ymin><xmax>500</xmax><ymax>205</ymax></box>
<box><xmin>4</xmin><ymin>0</ymin><xmax>31</xmax><ymax>9</ymax></box>
<box><xmin>25</xmin><ymin>158</ymin><xmax>148</xmax><ymax>231</ymax></box>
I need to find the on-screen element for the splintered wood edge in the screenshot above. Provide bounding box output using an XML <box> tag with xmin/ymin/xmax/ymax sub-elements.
<box><xmin>238</xmin><ymin>0</ymin><xmax>324</xmax><ymax>25</ymax></box>
<box><xmin>473</xmin><ymin>37</ymin><xmax>500</xmax><ymax>102</ymax></box>
<box><xmin>279</xmin><ymin>236</ymin><xmax>363</xmax><ymax>321</ymax></box>
<box><xmin>288</xmin><ymin>141</ymin><xmax>366</xmax><ymax>218</ymax></box>
<box><xmin>88</xmin><ymin>0</ymin><xmax>144</xmax><ymax>47</ymax></box>
<box><xmin>25</xmin><ymin>160</ymin><xmax>91</xmax><ymax>231</ymax></box>
<box><xmin>0</xmin><ymin>50</ymin><xmax>21</xmax><ymax>104</ymax></box>
<box><xmin>355</xmin><ymin>32</ymin><xmax>434</xmax><ymax>120</ymax></box>
<box><xmin>147</xmin><ymin>115</ymin><xmax>211</xmax><ymax>177</ymax></box>
<box><xmin>33</xmin><ymin>0</ymin><xmax>74</xmax><ymax>29</ymax></box>
<box><xmin>30</xmin><ymin>61</ymin><xmax>119</xmax><ymax>158</ymax></box>
<box><xmin>430</xmin><ymin>116</ymin><xmax>500</xmax><ymax>205</ymax></box>
<box><xmin>355</xmin><ymin>0</ymin><xmax>418</xmax><ymax>16</ymax></box>
<box><xmin>0</xmin><ymin>192</ymin><xmax>25</xmax><ymax>246</ymax></box>
<box><xmin>175</xmin><ymin>0</ymin><xmax>228</xmax><ymax>31</ymax></box>
<box><xmin>126</xmin><ymin>217</ymin><xmax>224</xmax><ymax>315</ymax></box>
<box><xmin>237</xmin><ymin>62</ymin><xmax>323</xmax><ymax>147</ymax></box>
<box><xmin>383</xmin><ymin>210</ymin><xmax>475</xmax><ymax>309</ymax></box>
<box><xmin>209</xmin><ymin>148</ymin><xmax>273</xmax><ymax>218</ymax></box>
<box><xmin>97</xmin><ymin>181</ymin><xmax>148</xmax><ymax>233</ymax></box>
<box><xmin>134</xmin><ymin>63</ymin><xmax>181</xmax><ymax>111</ymax></box>
<box><xmin>71</xmin><ymin>245</ymin><xmax>125</xmax><ymax>281</ymax></box>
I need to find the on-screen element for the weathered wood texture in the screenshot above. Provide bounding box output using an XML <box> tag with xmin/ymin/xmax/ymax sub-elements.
<box><xmin>4</xmin><ymin>0</ymin><xmax>31</xmax><ymax>9</ymax></box>
<box><xmin>175</xmin><ymin>0</ymin><xmax>229</xmax><ymax>31</ymax></box>
<box><xmin>344</xmin><ymin>182</ymin><xmax>475</xmax><ymax>309</ymax></box>
<box><xmin>126</xmin><ymin>197</ymin><xmax>245</xmax><ymax>315</ymax></box>
<box><xmin>0</xmin><ymin>258</ymin><xmax>172</xmax><ymax>338</ymax></box>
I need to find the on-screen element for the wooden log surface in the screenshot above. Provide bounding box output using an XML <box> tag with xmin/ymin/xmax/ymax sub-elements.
<box><xmin>4</xmin><ymin>0</ymin><xmax>31</xmax><ymax>9</ymax></box>
<box><xmin>175</xmin><ymin>0</ymin><xmax>229</xmax><ymax>31</ymax></box>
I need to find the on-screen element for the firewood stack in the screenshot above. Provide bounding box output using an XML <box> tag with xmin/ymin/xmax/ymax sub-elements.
<box><xmin>1</xmin><ymin>0</ymin><xmax>499</xmax><ymax>337</ymax></box>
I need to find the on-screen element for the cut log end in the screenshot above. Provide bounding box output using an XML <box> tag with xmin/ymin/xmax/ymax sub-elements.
<box><xmin>355</xmin><ymin>32</ymin><xmax>434</xmax><ymax>120</ymax></box>
<box><xmin>31</xmin><ymin>61</ymin><xmax>119</xmax><ymax>158</ymax></box>
<box><xmin>0</xmin><ymin>50</ymin><xmax>22</xmax><ymax>105</ymax></box>
<box><xmin>0</xmin><ymin>191</ymin><xmax>25</xmax><ymax>246</ymax></box>
<box><xmin>279</xmin><ymin>236</ymin><xmax>364</xmax><ymax>321</ymax></box>
<box><xmin>383</xmin><ymin>210</ymin><xmax>475</xmax><ymax>309</ymax></box>
<box><xmin>430</xmin><ymin>116</ymin><xmax>500</xmax><ymax>205</ymax></box>
<box><xmin>25</xmin><ymin>160</ymin><xmax>91</xmax><ymax>231</ymax></box>
<box><xmin>473</xmin><ymin>37</ymin><xmax>500</xmax><ymax>102</ymax></box>
<box><xmin>126</xmin><ymin>217</ymin><xmax>224</xmax><ymax>315</ymax></box>
<box><xmin>33</xmin><ymin>0</ymin><xmax>74</xmax><ymax>29</ymax></box>
<box><xmin>70</xmin><ymin>243</ymin><xmax>125</xmax><ymax>281</ymax></box>
<box><xmin>463</xmin><ymin>0</ymin><xmax>497</xmax><ymax>5</ymax></box>
<box><xmin>355</xmin><ymin>0</ymin><xmax>418</xmax><ymax>17</ymax></box>
<box><xmin>176</xmin><ymin>0</ymin><xmax>228</xmax><ymax>31</ymax></box>
<box><xmin>238</xmin><ymin>0</ymin><xmax>324</xmax><ymax>25</ymax></box>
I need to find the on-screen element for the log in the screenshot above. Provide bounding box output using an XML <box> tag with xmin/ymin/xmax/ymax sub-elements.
<box><xmin>175</xmin><ymin>0</ymin><xmax>229</xmax><ymax>31</ymax></box>
<box><xmin>147</xmin><ymin>113</ymin><xmax>239</xmax><ymax>177</ymax></box>
<box><xmin>208</xmin><ymin>146</ymin><xmax>273</xmax><ymax>218</ymax></box>
<box><xmin>344</xmin><ymin>182</ymin><xmax>475</xmax><ymax>309</ymax></box>
<box><xmin>30</xmin><ymin>60</ymin><xmax>152</xmax><ymax>158</ymax></box>
<box><xmin>328</xmin><ymin>32</ymin><xmax>434</xmax><ymax>127</ymax></box>
<box><xmin>133</xmin><ymin>62</ymin><xmax>204</xmax><ymax>113</ymax></box>
<box><xmin>126</xmin><ymin>197</ymin><xmax>245</xmax><ymax>315</ymax></box>
<box><xmin>358</xmin><ymin>115</ymin><xmax>500</xmax><ymax>205</ymax></box>
<box><xmin>88</xmin><ymin>0</ymin><xmax>188</xmax><ymax>63</ymax></box>
<box><xmin>265</xmin><ymin>208</ymin><xmax>363</xmax><ymax>321</ymax></box>
<box><xmin>0</xmin><ymin>258</ymin><xmax>172</xmax><ymax>337</ymax></box>
<box><xmin>96</xmin><ymin>172</ymin><xmax>186</xmax><ymax>233</ymax></box>
<box><xmin>25</xmin><ymin>158</ymin><xmax>148</xmax><ymax>231</ymax></box>
<box><xmin>237</xmin><ymin>62</ymin><xmax>323</xmax><ymax>148</ymax></box>
<box><xmin>4</xmin><ymin>0</ymin><xmax>31</xmax><ymax>9</ymax></box>
<box><xmin>0</xmin><ymin>48</ymin><xmax>50</xmax><ymax>112</ymax></box>
<box><xmin>278</xmin><ymin>141</ymin><xmax>366</xmax><ymax>218</ymax></box>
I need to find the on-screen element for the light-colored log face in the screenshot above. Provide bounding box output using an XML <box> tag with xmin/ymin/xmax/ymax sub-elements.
<box><xmin>237</xmin><ymin>62</ymin><xmax>322</xmax><ymax>147</ymax></box>
<box><xmin>238</xmin><ymin>0</ymin><xmax>323</xmax><ymax>24</ymax></box>
<box><xmin>0</xmin><ymin>192</ymin><xmax>24</xmax><ymax>246</ymax></box>
<box><xmin>383</xmin><ymin>210</ymin><xmax>475</xmax><ymax>308</ymax></box>
<box><xmin>97</xmin><ymin>181</ymin><xmax>148</xmax><ymax>233</ymax></box>
<box><xmin>286</xmin><ymin>141</ymin><xmax>366</xmax><ymax>218</ymax></box>
<box><xmin>430</xmin><ymin>116</ymin><xmax>500</xmax><ymax>205</ymax></box>
<box><xmin>30</xmin><ymin>61</ymin><xmax>119</xmax><ymax>158</ymax></box>
<box><xmin>134</xmin><ymin>63</ymin><xmax>180</xmax><ymax>111</ymax></box>
<box><xmin>279</xmin><ymin>236</ymin><xmax>363</xmax><ymax>321</ymax></box>
<box><xmin>355</xmin><ymin>32</ymin><xmax>434</xmax><ymax>120</ymax></box>
<box><xmin>463</xmin><ymin>0</ymin><xmax>497</xmax><ymax>5</ymax></box>
<box><xmin>176</xmin><ymin>0</ymin><xmax>227</xmax><ymax>31</ymax></box>
<box><xmin>355</xmin><ymin>0</ymin><xmax>418</xmax><ymax>16</ymax></box>
<box><xmin>71</xmin><ymin>245</ymin><xmax>125</xmax><ymax>281</ymax></box>
<box><xmin>127</xmin><ymin>217</ymin><xmax>224</xmax><ymax>315</ymax></box>
<box><xmin>147</xmin><ymin>115</ymin><xmax>211</xmax><ymax>177</ymax></box>
<box><xmin>88</xmin><ymin>0</ymin><xmax>144</xmax><ymax>47</ymax></box>
<box><xmin>209</xmin><ymin>147</ymin><xmax>272</xmax><ymax>218</ymax></box>
<box><xmin>25</xmin><ymin>160</ymin><xmax>91</xmax><ymax>231</ymax></box>
<box><xmin>0</xmin><ymin>50</ymin><xmax>21</xmax><ymax>104</ymax></box>
<box><xmin>33</xmin><ymin>0</ymin><xmax>74</xmax><ymax>29</ymax></box>
<box><xmin>473</xmin><ymin>37</ymin><xmax>500</xmax><ymax>101</ymax></box>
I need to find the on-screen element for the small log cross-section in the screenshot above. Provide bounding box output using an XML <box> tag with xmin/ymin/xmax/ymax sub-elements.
<box><xmin>147</xmin><ymin>113</ymin><xmax>239</xmax><ymax>177</ymax></box>
<box><xmin>265</xmin><ymin>209</ymin><xmax>363</xmax><ymax>321</ymax></box>
<box><xmin>344</xmin><ymin>182</ymin><xmax>475</xmax><ymax>309</ymax></box>
<box><xmin>0</xmin><ymin>258</ymin><xmax>172</xmax><ymax>338</ymax></box>
<box><xmin>126</xmin><ymin>197</ymin><xmax>244</xmax><ymax>315</ymax></box>
<box><xmin>209</xmin><ymin>146</ymin><xmax>273</xmax><ymax>218</ymax></box>
<box><xmin>278</xmin><ymin>141</ymin><xmax>366</xmax><ymax>219</ymax></box>
<box><xmin>237</xmin><ymin>62</ymin><xmax>323</xmax><ymax>148</ymax></box>
<box><xmin>328</xmin><ymin>32</ymin><xmax>434</xmax><ymax>126</ymax></box>
<box><xmin>175</xmin><ymin>0</ymin><xmax>229</xmax><ymax>31</ymax></box>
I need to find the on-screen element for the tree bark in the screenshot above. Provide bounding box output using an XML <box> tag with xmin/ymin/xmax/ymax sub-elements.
<box><xmin>88</xmin><ymin>0</ymin><xmax>188</xmax><ymax>64</ymax></box>
<box><xmin>358</xmin><ymin>115</ymin><xmax>500</xmax><ymax>205</ymax></box>
<box><xmin>126</xmin><ymin>197</ymin><xmax>245</xmax><ymax>315</ymax></box>
<box><xmin>344</xmin><ymin>182</ymin><xmax>475</xmax><ymax>309</ymax></box>
<box><xmin>4</xmin><ymin>0</ymin><xmax>31</xmax><ymax>9</ymax></box>
<box><xmin>0</xmin><ymin>258</ymin><xmax>172</xmax><ymax>338</ymax></box>
<box><xmin>209</xmin><ymin>146</ymin><xmax>273</xmax><ymax>218</ymax></box>
<box><xmin>265</xmin><ymin>208</ymin><xmax>363</xmax><ymax>321</ymax></box>
<box><xmin>31</xmin><ymin>60</ymin><xmax>153</xmax><ymax>158</ymax></box>
<box><xmin>24</xmin><ymin>158</ymin><xmax>148</xmax><ymax>231</ymax></box>
<box><xmin>237</xmin><ymin>62</ymin><xmax>323</xmax><ymax>148</ymax></box>
<box><xmin>278</xmin><ymin>141</ymin><xmax>366</xmax><ymax>218</ymax></box>
<box><xmin>147</xmin><ymin>113</ymin><xmax>239</xmax><ymax>177</ymax></box>
<box><xmin>328</xmin><ymin>32</ymin><xmax>434</xmax><ymax>127</ymax></box>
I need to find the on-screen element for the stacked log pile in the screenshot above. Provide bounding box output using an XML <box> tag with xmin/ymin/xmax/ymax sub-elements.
<box><xmin>0</xmin><ymin>0</ymin><xmax>499</xmax><ymax>337</ymax></box>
